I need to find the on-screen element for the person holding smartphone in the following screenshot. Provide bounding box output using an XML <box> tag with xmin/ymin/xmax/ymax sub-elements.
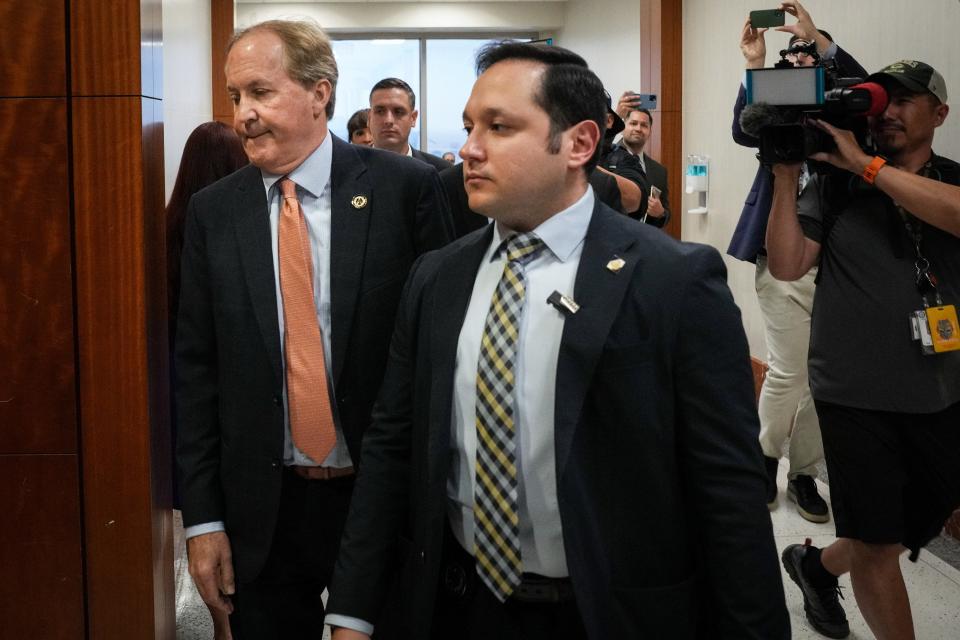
<box><xmin>604</xmin><ymin>94</ymin><xmax>671</xmax><ymax>227</ymax></box>
<box><xmin>729</xmin><ymin>3</ymin><xmax>867</xmax><ymax>638</ymax></box>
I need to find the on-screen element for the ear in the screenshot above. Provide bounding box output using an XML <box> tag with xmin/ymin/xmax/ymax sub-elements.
<box><xmin>566</xmin><ymin>119</ymin><xmax>602</xmax><ymax>171</ymax></box>
<box><xmin>933</xmin><ymin>102</ymin><xmax>949</xmax><ymax>128</ymax></box>
<box><xmin>411</xmin><ymin>109</ymin><xmax>420</xmax><ymax>125</ymax></box>
<box><xmin>312</xmin><ymin>79</ymin><xmax>333</xmax><ymax>119</ymax></box>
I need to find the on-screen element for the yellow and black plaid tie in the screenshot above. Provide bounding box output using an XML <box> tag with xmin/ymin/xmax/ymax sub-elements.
<box><xmin>474</xmin><ymin>232</ymin><xmax>545</xmax><ymax>601</ymax></box>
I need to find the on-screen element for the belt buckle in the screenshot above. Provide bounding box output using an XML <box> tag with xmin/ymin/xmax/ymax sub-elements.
<box><xmin>512</xmin><ymin>575</ymin><xmax>573</xmax><ymax>604</ymax></box>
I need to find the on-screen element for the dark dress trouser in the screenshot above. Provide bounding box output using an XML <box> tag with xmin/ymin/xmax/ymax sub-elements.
<box><xmin>229</xmin><ymin>471</ymin><xmax>354</xmax><ymax>639</ymax></box>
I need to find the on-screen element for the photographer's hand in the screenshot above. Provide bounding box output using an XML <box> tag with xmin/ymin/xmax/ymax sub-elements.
<box><xmin>740</xmin><ymin>18</ymin><xmax>767</xmax><ymax>69</ymax></box>
<box><xmin>771</xmin><ymin>162</ymin><xmax>803</xmax><ymax>182</ymax></box>
<box><xmin>810</xmin><ymin>121</ymin><xmax>960</xmax><ymax>238</ymax></box>
<box><xmin>777</xmin><ymin>1</ymin><xmax>830</xmax><ymax>55</ymax></box>
<box><xmin>766</xmin><ymin>161</ymin><xmax>820</xmax><ymax>281</ymax></box>
<box><xmin>616</xmin><ymin>91</ymin><xmax>639</xmax><ymax>119</ymax></box>
<box><xmin>809</xmin><ymin>119</ymin><xmax>872</xmax><ymax>175</ymax></box>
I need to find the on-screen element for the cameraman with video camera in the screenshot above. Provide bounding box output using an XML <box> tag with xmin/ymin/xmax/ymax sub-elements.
<box><xmin>766</xmin><ymin>60</ymin><xmax>960</xmax><ymax>640</ymax></box>
<box><xmin>730</xmin><ymin>0</ymin><xmax>867</xmax><ymax>531</ymax></box>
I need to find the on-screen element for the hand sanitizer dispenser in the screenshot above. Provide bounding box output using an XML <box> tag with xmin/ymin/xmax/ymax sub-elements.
<box><xmin>685</xmin><ymin>154</ymin><xmax>709</xmax><ymax>214</ymax></box>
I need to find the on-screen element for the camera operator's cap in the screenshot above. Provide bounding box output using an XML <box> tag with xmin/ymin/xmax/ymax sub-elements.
<box><xmin>603</xmin><ymin>90</ymin><xmax>625</xmax><ymax>136</ymax></box>
<box><xmin>868</xmin><ymin>60</ymin><xmax>948</xmax><ymax>104</ymax></box>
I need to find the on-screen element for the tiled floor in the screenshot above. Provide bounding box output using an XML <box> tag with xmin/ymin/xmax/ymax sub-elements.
<box><xmin>176</xmin><ymin>462</ymin><xmax>960</xmax><ymax>639</ymax></box>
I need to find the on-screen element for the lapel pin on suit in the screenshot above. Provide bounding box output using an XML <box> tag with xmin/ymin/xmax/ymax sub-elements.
<box><xmin>606</xmin><ymin>256</ymin><xmax>626</xmax><ymax>273</ymax></box>
<box><xmin>351</xmin><ymin>195</ymin><xmax>368</xmax><ymax>209</ymax></box>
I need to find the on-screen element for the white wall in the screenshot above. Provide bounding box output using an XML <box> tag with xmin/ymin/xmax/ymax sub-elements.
<box><xmin>236</xmin><ymin>2</ymin><xmax>565</xmax><ymax>32</ymax></box>
<box><xmin>553</xmin><ymin>0</ymin><xmax>642</xmax><ymax>102</ymax></box>
<box><xmin>682</xmin><ymin>0</ymin><xmax>960</xmax><ymax>357</ymax></box>
<box><xmin>162</xmin><ymin>0</ymin><xmax>214</xmax><ymax>202</ymax></box>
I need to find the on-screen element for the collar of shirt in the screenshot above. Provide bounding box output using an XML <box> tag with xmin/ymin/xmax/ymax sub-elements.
<box><xmin>490</xmin><ymin>186</ymin><xmax>594</xmax><ymax>265</ymax></box>
<box><xmin>404</xmin><ymin>144</ymin><xmax>413</xmax><ymax>158</ymax></box>
<box><xmin>259</xmin><ymin>132</ymin><xmax>333</xmax><ymax>200</ymax></box>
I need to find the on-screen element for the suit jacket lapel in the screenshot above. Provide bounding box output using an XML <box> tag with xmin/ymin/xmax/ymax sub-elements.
<box><xmin>427</xmin><ymin>225</ymin><xmax>494</xmax><ymax>490</ymax></box>
<box><xmin>555</xmin><ymin>203</ymin><xmax>640</xmax><ymax>476</ymax></box>
<box><xmin>233</xmin><ymin>165</ymin><xmax>283</xmax><ymax>384</ymax></box>
<box><xmin>329</xmin><ymin>135</ymin><xmax>372</xmax><ymax>385</ymax></box>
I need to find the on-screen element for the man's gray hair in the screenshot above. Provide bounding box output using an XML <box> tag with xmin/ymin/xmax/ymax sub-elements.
<box><xmin>228</xmin><ymin>20</ymin><xmax>339</xmax><ymax>119</ymax></box>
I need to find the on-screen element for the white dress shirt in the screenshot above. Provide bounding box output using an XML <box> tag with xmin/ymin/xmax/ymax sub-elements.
<box><xmin>185</xmin><ymin>133</ymin><xmax>352</xmax><ymax>540</ymax></box>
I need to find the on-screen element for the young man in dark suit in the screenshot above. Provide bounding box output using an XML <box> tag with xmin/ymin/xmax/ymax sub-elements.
<box><xmin>175</xmin><ymin>19</ymin><xmax>452</xmax><ymax>637</ymax></box>
<box><xmin>325</xmin><ymin>41</ymin><xmax>789</xmax><ymax>640</ymax></box>
<box><xmin>369</xmin><ymin>77</ymin><xmax>452</xmax><ymax>171</ymax></box>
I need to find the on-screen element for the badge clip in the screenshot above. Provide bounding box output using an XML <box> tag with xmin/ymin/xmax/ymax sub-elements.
<box><xmin>547</xmin><ymin>290</ymin><xmax>580</xmax><ymax>316</ymax></box>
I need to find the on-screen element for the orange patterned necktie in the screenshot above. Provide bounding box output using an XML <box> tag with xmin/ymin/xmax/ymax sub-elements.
<box><xmin>278</xmin><ymin>177</ymin><xmax>336</xmax><ymax>464</ymax></box>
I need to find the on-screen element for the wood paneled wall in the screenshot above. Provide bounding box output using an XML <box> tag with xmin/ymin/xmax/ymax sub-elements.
<box><xmin>212</xmin><ymin>0</ymin><xmax>235</xmax><ymax>124</ymax></box>
<box><xmin>0</xmin><ymin>2</ymin><xmax>83</xmax><ymax>637</ymax></box>
<box><xmin>1</xmin><ymin>0</ymin><xmax>173</xmax><ymax>636</ymax></box>
<box><xmin>640</xmin><ymin>0</ymin><xmax>683</xmax><ymax>240</ymax></box>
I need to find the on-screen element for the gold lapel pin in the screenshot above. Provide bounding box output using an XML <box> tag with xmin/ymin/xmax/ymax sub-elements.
<box><xmin>351</xmin><ymin>195</ymin><xmax>368</xmax><ymax>209</ymax></box>
<box><xmin>606</xmin><ymin>257</ymin><xmax>626</xmax><ymax>273</ymax></box>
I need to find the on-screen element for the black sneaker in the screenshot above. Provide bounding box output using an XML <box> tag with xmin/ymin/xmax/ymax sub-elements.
<box><xmin>788</xmin><ymin>475</ymin><xmax>830</xmax><ymax>523</ymax></box>
<box><xmin>764</xmin><ymin>456</ymin><xmax>780</xmax><ymax>509</ymax></box>
<box><xmin>782</xmin><ymin>542</ymin><xmax>849</xmax><ymax>639</ymax></box>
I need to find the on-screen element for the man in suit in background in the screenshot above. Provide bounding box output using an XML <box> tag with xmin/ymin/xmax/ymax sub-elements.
<box><xmin>176</xmin><ymin>19</ymin><xmax>452</xmax><ymax>638</ymax></box>
<box><xmin>369</xmin><ymin>77</ymin><xmax>453</xmax><ymax>171</ymax></box>
<box><xmin>325</xmin><ymin>40</ymin><xmax>789</xmax><ymax>640</ymax></box>
<box><xmin>604</xmin><ymin>103</ymin><xmax>670</xmax><ymax>227</ymax></box>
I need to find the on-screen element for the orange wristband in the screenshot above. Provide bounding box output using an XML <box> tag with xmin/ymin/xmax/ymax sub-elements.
<box><xmin>862</xmin><ymin>156</ymin><xmax>887</xmax><ymax>184</ymax></box>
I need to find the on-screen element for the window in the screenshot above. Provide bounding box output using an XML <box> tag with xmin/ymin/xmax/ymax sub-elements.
<box><xmin>329</xmin><ymin>35</ymin><xmax>533</xmax><ymax>154</ymax></box>
<box><xmin>329</xmin><ymin>39</ymin><xmax>421</xmax><ymax>149</ymax></box>
<box><xmin>425</xmin><ymin>39</ymin><xmax>499</xmax><ymax>158</ymax></box>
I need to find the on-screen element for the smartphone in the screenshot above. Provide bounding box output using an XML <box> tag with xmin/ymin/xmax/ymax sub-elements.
<box><xmin>749</xmin><ymin>9</ymin><xmax>785</xmax><ymax>28</ymax></box>
<box><xmin>627</xmin><ymin>92</ymin><xmax>657</xmax><ymax>111</ymax></box>
<box><xmin>650</xmin><ymin>186</ymin><xmax>662</xmax><ymax>199</ymax></box>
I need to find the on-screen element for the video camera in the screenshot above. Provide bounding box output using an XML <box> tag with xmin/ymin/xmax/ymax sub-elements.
<box><xmin>740</xmin><ymin>41</ymin><xmax>888</xmax><ymax>165</ymax></box>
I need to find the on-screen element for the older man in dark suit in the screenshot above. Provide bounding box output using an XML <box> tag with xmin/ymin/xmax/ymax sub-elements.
<box><xmin>325</xmin><ymin>41</ymin><xmax>788</xmax><ymax>640</ymax></box>
<box><xmin>175</xmin><ymin>19</ymin><xmax>452</xmax><ymax>638</ymax></box>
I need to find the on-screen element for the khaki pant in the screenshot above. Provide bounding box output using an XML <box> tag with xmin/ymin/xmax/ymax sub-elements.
<box><xmin>755</xmin><ymin>256</ymin><xmax>823</xmax><ymax>479</ymax></box>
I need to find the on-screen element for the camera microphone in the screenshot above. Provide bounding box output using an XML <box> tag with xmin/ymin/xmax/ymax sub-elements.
<box><xmin>740</xmin><ymin>102</ymin><xmax>785</xmax><ymax>138</ymax></box>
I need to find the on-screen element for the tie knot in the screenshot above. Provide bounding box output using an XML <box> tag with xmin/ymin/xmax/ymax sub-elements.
<box><xmin>279</xmin><ymin>177</ymin><xmax>298</xmax><ymax>200</ymax></box>
<box><xmin>501</xmin><ymin>232</ymin><xmax>545</xmax><ymax>266</ymax></box>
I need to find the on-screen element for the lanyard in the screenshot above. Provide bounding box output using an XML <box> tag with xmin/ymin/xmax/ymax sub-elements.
<box><xmin>896</xmin><ymin>161</ymin><xmax>943</xmax><ymax>307</ymax></box>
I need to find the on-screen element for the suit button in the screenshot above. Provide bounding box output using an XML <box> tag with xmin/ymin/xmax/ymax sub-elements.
<box><xmin>271</xmin><ymin>459</ymin><xmax>281</xmax><ymax>470</ymax></box>
<box><xmin>338</xmin><ymin>394</ymin><xmax>350</xmax><ymax>406</ymax></box>
<box><xmin>272</xmin><ymin>395</ymin><xmax>281</xmax><ymax>406</ymax></box>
